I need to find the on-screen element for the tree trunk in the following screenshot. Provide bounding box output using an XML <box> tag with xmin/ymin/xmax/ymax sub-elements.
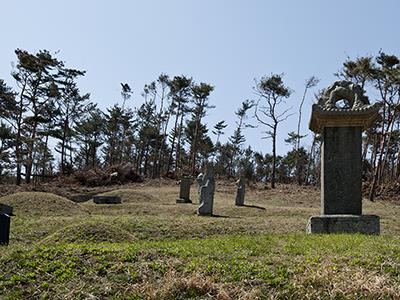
<box><xmin>296</xmin><ymin>87</ymin><xmax>308</xmax><ymax>150</ymax></box>
<box><xmin>369</xmin><ymin>111</ymin><xmax>394</xmax><ymax>200</ymax></box>
<box><xmin>16</xmin><ymin>144</ymin><xmax>22</xmax><ymax>185</ymax></box>
<box><xmin>369</xmin><ymin>133</ymin><xmax>387</xmax><ymax>201</ymax></box>
<box><xmin>305</xmin><ymin>135</ymin><xmax>316</xmax><ymax>185</ymax></box>
<box><xmin>25</xmin><ymin>119</ymin><xmax>39</xmax><ymax>184</ymax></box>
<box><xmin>175</xmin><ymin>113</ymin><xmax>185</xmax><ymax>173</ymax></box>
<box><xmin>271</xmin><ymin>126</ymin><xmax>277</xmax><ymax>189</ymax></box>
<box><xmin>143</xmin><ymin>146</ymin><xmax>149</xmax><ymax>176</ymax></box>
<box><xmin>167</xmin><ymin>104</ymin><xmax>180</xmax><ymax>173</ymax></box>
<box><xmin>190</xmin><ymin>116</ymin><xmax>201</xmax><ymax>174</ymax></box>
<box><xmin>60</xmin><ymin>114</ymin><xmax>69</xmax><ymax>175</ymax></box>
<box><xmin>15</xmin><ymin>83</ymin><xmax>26</xmax><ymax>186</ymax></box>
<box><xmin>41</xmin><ymin>134</ymin><xmax>49</xmax><ymax>181</ymax></box>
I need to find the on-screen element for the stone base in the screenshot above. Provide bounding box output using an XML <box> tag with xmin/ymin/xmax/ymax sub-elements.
<box><xmin>176</xmin><ymin>198</ymin><xmax>192</xmax><ymax>204</ymax></box>
<box><xmin>197</xmin><ymin>211</ymin><xmax>212</xmax><ymax>216</ymax></box>
<box><xmin>307</xmin><ymin>215</ymin><xmax>380</xmax><ymax>235</ymax></box>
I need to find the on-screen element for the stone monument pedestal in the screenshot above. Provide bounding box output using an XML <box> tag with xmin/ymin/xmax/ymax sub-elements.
<box><xmin>307</xmin><ymin>215</ymin><xmax>380</xmax><ymax>234</ymax></box>
<box><xmin>308</xmin><ymin>86</ymin><xmax>381</xmax><ymax>234</ymax></box>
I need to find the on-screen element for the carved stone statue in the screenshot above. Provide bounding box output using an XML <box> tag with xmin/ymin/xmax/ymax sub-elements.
<box><xmin>235</xmin><ymin>176</ymin><xmax>245</xmax><ymax>206</ymax></box>
<box><xmin>318</xmin><ymin>80</ymin><xmax>370</xmax><ymax>109</ymax></box>
<box><xmin>196</xmin><ymin>172</ymin><xmax>205</xmax><ymax>195</ymax></box>
<box><xmin>197</xmin><ymin>169</ymin><xmax>215</xmax><ymax>216</ymax></box>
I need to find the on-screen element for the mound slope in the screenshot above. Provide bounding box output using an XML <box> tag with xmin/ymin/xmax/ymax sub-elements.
<box><xmin>0</xmin><ymin>192</ymin><xmax>88</xmax><ymax>216</ymax></box>
<box><xmin>41</xmin><ymin>222</ymin><xmax>134</xmax><ymax>244</ymax></box>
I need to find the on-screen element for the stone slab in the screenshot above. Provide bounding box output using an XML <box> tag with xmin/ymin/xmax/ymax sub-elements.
<box><xmin>0</xmin><ymin>214</ymin><xmax>10</xmax><ymax>245</ymax></box>
<box><xmin>321</xmin><ymin>126</ymin><xmax>362</xmax><ymax>214</ymax></box>
<box><xmin>307</xmin><ymin>215</ymin><xmax>380</xmax><ymax>234</ymax></box>
<box><xmin>235</xmin><ymin>177</ymin><xmax>245</xmax><ymax>206</ymax></box>
<box><xmin>93</xmin><ymin>196</ymin><xmax>121</xmax><ymax>204</ymax></box>
<box><xmin>176</xmin><ymin>177</ymin><xmax>192</xmax><ymax>204</ymax></box>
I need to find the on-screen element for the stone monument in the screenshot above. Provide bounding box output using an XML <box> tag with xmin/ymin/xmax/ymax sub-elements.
<box><xmin>93</xmin><ymin>196</ymin><xmax>121</xmax><ymax>204</ymax></box>
<box><xmin>235</xmin><ymin>176</ymin><xmax>245</xmax><ymax>206</ymax></box>
<box><xmin>0</xmin><ymin>214</ymin><xmax>10</xmax><ymax>245</ymax></box>
<box><xmin>307</xmin><ymin>80</ymin><xmax>380</xmax><ymax>234</ymax></box>
<box><xmin>176</xmin><ymin>176</ymin><xmax>193</xmax><ymax>203</ymax></box>
<box><xmin>197</xmin><ymin>168</ymin><xmax>215</xmax><ymax>216</ymax></box>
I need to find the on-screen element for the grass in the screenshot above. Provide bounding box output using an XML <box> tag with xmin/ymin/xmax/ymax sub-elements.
<box><xmin>1</xmin><ymin>234</ymin><xmax>399</xmax><ymax>299</ymax></box>
<box><xmin>1</xmin><ymin>181</ymin><xmax>400</xmax><ymax>299</ymax></box>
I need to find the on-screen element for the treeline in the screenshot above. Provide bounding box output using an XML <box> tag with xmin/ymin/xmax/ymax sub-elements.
<box><xmin>0</xmin><ymin>49</ymin><xmax>399</xmax><ymax>198</ymax></box>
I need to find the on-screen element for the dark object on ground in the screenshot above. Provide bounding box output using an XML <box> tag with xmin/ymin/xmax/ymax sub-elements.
<box><xmin>0</xmin><ymin>204</ymin><xmax>14</xmax><ymax>216</ymax></box>
<box><xmin>93</xmin><ymin>196</ymin><xmax>122</xmax><ymax>204</ymax></box>
<box><xmin>242</xmin><ymin>204</ymin><xmax>266</xmax><ymax>210</ymax></box>
<box><xmin>0</xmin><ymin>214</ymin><xmax>10</xmax><ymax>245</ymax></box>
<box><xmin>72</xmin><ymin>164</ymin><xmax>143</xmax><ymax>187</ymax></box>
<box><xmin>69</xmin><ymin>193</ymin><xmax>97</xmax><ymax>203</ymax></box>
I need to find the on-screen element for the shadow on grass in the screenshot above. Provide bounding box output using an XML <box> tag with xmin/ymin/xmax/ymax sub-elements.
<box><xmin>211</xmin><ymin>214</ymin><xmax>230</xmax><ymax>218</ymax></box>
<box><xmin>242</xmin><ymin>204</ymin><xmax>266</xmax><ymax>210</ymax></box>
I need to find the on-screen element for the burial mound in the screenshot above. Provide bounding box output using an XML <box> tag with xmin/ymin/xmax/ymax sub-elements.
<box><xmin>0</xmin><ymin>192</ymin><xmax>89</xmax><ymax>216</ymax></box>
<box><xmin>41</xmin><ymin>222</ymin><xmax>134</xmax><ymax>244</ymax></box>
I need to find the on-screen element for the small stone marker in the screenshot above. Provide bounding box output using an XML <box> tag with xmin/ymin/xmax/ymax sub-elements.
<box><xmin>307</xmin><ymin>80</ymin><xmax>380</xmax><ymax>234</ymax></box>
<box><xmin>197</xmin><ymin>168</ymin><xmax>215</xmax><ymax>216</ymax></box>
<box><xmin>235</xmin><ymin>176</ymin><xmax>245</xmax><ymax>206</ymax></box>
<box><xmin>0</xmin><ymin>204</ymin><xmax>13</xmax><ymax>216</ymax></box>
<box><xmin>93</xmin><ymin>196</ymin><xmax>121</xmax><ymax>204</ymax></box>
<box><xmin>0</xmin><ymin>214</ymin><xmax>10</xmax><ymax>245</ymax></box>
<box><xmin>176</xmin><ymin>176</ymin><xmax>192</xmax><ymax>203</ymax></box>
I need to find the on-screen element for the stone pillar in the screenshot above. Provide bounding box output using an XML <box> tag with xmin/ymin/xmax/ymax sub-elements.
<box><xmin>176</xmin><ymin>177</ymin><xmax>193</xmax><ymax>203</ymax></box>
<box><xmin>235</xmin><ymin>176</ymin><xmax>245</xmax><ymax>206</ymax></box>
<box><xmin>0</xmin><ymin>214</ymin><xmax>10</xmax><ymax>245</ymax></box>
<box><xmin>322</xmin><ymin>127</ymin><xmax>362</xmax><ymax>214</ymax></box>
<box><xmin>307</xmin><ymin>84</ymin><xmax>381</xmax><ymax>234</ymax></box>
<box><xmin>197</xmin><ymin>169</ymin><xmax>215</xmax><ymax>216</ymax></box>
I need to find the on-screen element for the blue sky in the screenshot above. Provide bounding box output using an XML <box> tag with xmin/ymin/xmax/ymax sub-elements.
<box><xmin>0</xmin><ymin>0</ymin><xmax>398</xmax><ymax>154</ymax></box>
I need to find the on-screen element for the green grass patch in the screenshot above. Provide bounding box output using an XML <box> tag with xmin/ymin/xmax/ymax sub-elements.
<box><xmin>1</xmin><ymin>233</ymin><xmax>399</xmax><ymax>299</ymax></box>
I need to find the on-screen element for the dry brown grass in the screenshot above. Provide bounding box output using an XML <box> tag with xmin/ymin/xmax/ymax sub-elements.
<box><xmin>291</xmin><ymin>263</ymin><xmax>400</xmax><ymax>299</ymax></box>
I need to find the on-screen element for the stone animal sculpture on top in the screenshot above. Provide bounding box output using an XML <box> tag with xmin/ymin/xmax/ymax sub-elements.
<box><xmin>318</xmin><ymin>80</ymin><xmax>370</xmax><ymax>109</ymax></box>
